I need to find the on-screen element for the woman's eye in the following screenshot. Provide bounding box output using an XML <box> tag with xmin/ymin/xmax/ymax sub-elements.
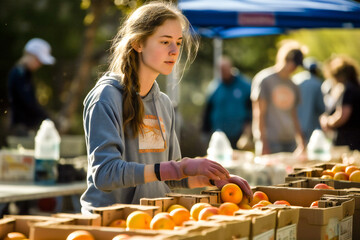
<box><xmin>161</xmin><ymin>41</ymin><xmax>169</xmax><ymax>45</ymax></box>
<box><xmin>177</xmin><ymin>42</ymin><xmax>182</xmax><ymax>46</ymax></box>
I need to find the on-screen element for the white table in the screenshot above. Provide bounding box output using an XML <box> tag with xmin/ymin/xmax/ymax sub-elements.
<box><xmin>0</xmin><ymin>181</ymin><xmax>87</xmax><ymax>203</ymax></box>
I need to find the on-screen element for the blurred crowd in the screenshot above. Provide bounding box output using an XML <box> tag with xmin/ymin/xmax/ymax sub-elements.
<box><xmin>201</xmin><ymin>40</ymin><xmax>360</xmax><ymax>157</ymax></box>
<box><xmin>5</xmin><ymin>38</ymin><xmax>360</xmax><ymax>158</ymax></box>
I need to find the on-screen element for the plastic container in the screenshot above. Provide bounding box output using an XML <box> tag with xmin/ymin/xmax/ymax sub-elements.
<box><xmin>207</xmin><ymin>130</ymin><xmax>233</xmax><ymax>165</ymax></box>
<box><xmin>307</xmin><ymin>129</ymin><xmax>332</xmax><ymax>161</ymax></box>
<box><xmin>34</xmin><ymin>119</ymin><xmax>61</xmax><ymax>185</ymax></box>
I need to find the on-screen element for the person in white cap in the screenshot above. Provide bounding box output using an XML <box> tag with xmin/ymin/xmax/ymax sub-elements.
<box><xmin>7</xmin><ymin>38</ymin><xmax>56</xmax><ymax>136</ymax></box>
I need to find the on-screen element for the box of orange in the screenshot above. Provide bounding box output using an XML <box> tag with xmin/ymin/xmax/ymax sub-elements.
<box><xmin>92</xmin><ymin>204</ymin><xmax>159</xmax><ymax>227</ymax></box>
<box><xmin>32</xmin><ymin>210</ymin><xmax>224</xmax><ymax>240</ymax></box>
<box><xmin>140</xmin><ymin>192</ymin><xmax>217</xmax><ymax>214</ymax></box>
<box><xmin>286</xmin><ymin>162</ymin><xmax>360</xmax><ymax>189</ymax></box>
<box><xmin>31</xmin><ymin>222</ymin><xmax>177</xmax><ymax>240</ymax></box>
<box><xmin>0</xmin><ymin>215</ymin><xmax>71</xmax><ymax>240</ymax></box>
<box><xmin>280</xmin><ymin>178</ymin><xmax>360</xmax><ymax>240</ymax></box>
<box><xmin>251</xmin><ymin>186</ymin><xmax>354</xmax><ymax>240</ymax></box>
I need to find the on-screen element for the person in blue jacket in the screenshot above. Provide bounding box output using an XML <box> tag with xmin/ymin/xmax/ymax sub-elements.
<box><xmin>81</xmin><ymin>2</ymin><xmax>252</xmax><ymax>214</ymax></box>
<box><xmin>202</xmin><ymin>56</ymin><xmax>252</xmax><ymax>149</ymax></box>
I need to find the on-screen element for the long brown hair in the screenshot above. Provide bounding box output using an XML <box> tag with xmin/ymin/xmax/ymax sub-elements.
<box><xmin>324</xmin><ymin>55</ymin><xmax>360</xmax><ymax>86</ymax></box>
<box><xmin>108</xmin><ymin>1</ymin><xmax>198</xmax><ymax>137</ymax></box>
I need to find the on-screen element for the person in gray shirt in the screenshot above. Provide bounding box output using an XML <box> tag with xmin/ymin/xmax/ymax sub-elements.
<box><xmin>251</xmin><ymin>40</ymin><xmax>306</xmax><ymax>155</ymax></box>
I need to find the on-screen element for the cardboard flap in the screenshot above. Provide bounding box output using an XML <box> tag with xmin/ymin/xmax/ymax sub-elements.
<box><xmin>0</xmin><ymin>218</ymin><xmax>15</xmax><ymax>239</ymax></box>
<box><xmin>208</xmin><ymin>215</ymin><xmax>251</xmax><ymax>239</ymax></box>
<box><xmin>93</xmin><ymin>204</ymin><xmax>159</xmax><ymax>226</ymax></box>
<box><xmin>51</xmin><ymin>213</ymin><xmax>101</xmax><ymax>226</ymax></box>
<box><xmin>234</xmin><ymin>209</ymin><xmax>276</xmax><ymax>237</ymax></box>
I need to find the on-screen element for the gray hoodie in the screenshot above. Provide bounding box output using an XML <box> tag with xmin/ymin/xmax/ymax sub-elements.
<box><xmin>81</xmin><ymin>72</ymin><xmax>184</xmax><ymax>214</ymax></box>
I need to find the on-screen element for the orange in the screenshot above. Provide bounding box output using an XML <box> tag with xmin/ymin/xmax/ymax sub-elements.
<box><xmin>4</xmin><ymin>232</ymin><xmax>27</xmax><ymax>240</ymax></box>
<box><xmin>169</xmin><ymin>208</ymin><xmax>190</xmax><ymax>226</ymax></box>
<box><xmin>218</xmin><ymin>202</ymin><xmax>240</xmax><ymax>216</ymax></box>
<box><xmin>249</xmin><ymin>191</ymin><xmax>269</xmax><ymax>206</ymax></box>
<box><xmin>345</xmin><ymin>166</ymin><xmax>359</xmax><ymax>176</ymax></box>
<box><xmin>150</xmin><ymin>212</ymin><xmax>175</xmax><ymax>230</ymax></box>
<box><xmin>220</xmin><ymin>183</ymin><xmax>243</xmax><ymax>204</ymax></box>
<box><xmin>66</xmin><ymin>230</ymin><xmax>94</xmax><ymax>240</ymax></box>
<box><xmin>126</xmin><ymin>211</ymin><xmax>152</xmax><ymax>230</ymax></box>
<box><xmin>112</xmin><ymin>234</ymin><xmax>131</xmax><ymax>240</ymax></box>
<box><xmin>108</xmin><ymin>219</ymin><xmax>126</xmax><ymax>228</ymax></box>
<box><xmin>273</xmin><ymin>200</ymin><xmax>291</xmax><ymax>206</ymax></box>
<box><xmin>350</xmin><ymin>170</ymin><xmax>360</xmax><ymax>182</ymax></box>
<box><xmin>190</xmin><ymin>203</ymin><xmax>211</xmax><ymax>221</ymax></box>
<box><xmin>166</xmin><ymin>204</ymin><xmax>186</xmax><ymax>213</ymax></box>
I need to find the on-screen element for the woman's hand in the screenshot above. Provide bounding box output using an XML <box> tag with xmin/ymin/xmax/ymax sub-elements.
<box><xmin>159</xmin><ymin>158</ymin><xmax>230</xmax><ymax>181</ymax></box>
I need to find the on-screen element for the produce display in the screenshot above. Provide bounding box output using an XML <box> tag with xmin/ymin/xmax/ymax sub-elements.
<box><xmin>1</xmin><ymin>156</ymin><xmax>359</xmax><ymax>240</ymax></box>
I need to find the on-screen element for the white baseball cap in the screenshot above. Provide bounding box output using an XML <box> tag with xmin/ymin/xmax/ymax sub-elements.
<box><xmin>24</xmin><ymin>38</ymin><xmax>55</xmax><ymax>65</ymax></box>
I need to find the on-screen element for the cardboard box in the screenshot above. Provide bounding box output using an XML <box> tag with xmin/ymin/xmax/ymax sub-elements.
<box><xmin>92</xmin><ymin>204</ymin><xmax>159</xmax><ymax>227</ymax></box>
<box><xmin>282</xmin><ymin>179</ymin><xmax>360</xmax><ymax>240</ymax></box>
<box><xmin>140</xmin><ymin>192</ymin><xmax>217</xmax><ymax>214</ymax></box>
<box><xmin>51</xmin><ymin>213</ymin><xmax>101</xmax><ymax>226</ymax></box>
<box><xmin>30</xmin><ymin>223</ymin><xmax>176</xmax><ymax>240</ymax></box>
<box><xmin>31</xmin><ymin>211</ymin><xmax>223</xmax><ymax>240</ymax></box>
<box><xmin>207</xmin><ymin>215</ymin><xmax>251</xmax><ymax>240</ymax></box>
<box><xmin>0</xmin><ymin>215</ymin><xmax>70</xmax><ymax>239</ymax></box>
<box><xmin>180</xmin><ymin>220</ymin><xmax>226</xmax><ymax>240</ymax></box>
<box><xmin>286</xmin><ymin>163</ymin><xmax>360</xmax><ymax>189</ymax></box>
<box><xmin>264</xmin><ymin>205</ymin><xmax>299</xmax><ymax>240</ymax></box>
<box><xmin>0</xmin><ymin>149</ymin><xmax>35</xmax><ymax>181</ymax></box>
<box><xmin>252</xmin><ymin>186</ymin><xmax>355</xmax><ymax>240</ymax></box>
<box><xmin>234</xmin><ymin>209</ymin><xmax>276</xmax><ymax>240</ymax></box>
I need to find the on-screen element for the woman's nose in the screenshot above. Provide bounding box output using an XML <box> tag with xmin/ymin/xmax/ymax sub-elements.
<box><xmin>169</xmin><ymin>43</ymin><xmax>179</xmax><ymax>56</ymax></box>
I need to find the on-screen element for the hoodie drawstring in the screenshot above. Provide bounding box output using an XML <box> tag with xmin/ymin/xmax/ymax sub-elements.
<box><xmin>152</xmin><ymin>97</ymin><xmax>167</xmax><ymax>149</ymax></box>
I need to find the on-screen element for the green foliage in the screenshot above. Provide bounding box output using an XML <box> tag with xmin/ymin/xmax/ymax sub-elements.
<box><xmin>283</xmin><ymin>28</ymin><xmax>360</xmax><ymax>64</ymax></box>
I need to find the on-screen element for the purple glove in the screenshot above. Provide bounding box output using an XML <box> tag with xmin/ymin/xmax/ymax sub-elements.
<box><xmin>160</xmin><ymin>158</ymin><xmax>230</xmax><ymax>181</ymax></box>
<box><xmin>214</xmin><ymin>175</ymin><xmax>253</xmax><ymax>202</ymax></box>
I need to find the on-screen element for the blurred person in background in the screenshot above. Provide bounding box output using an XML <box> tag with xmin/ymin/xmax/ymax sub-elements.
<box><xmin>320</xmin><ymin>55</ymin><xmax>360</xmax><ymax>150</ymax></box>
<box><xmin>5</xmin><ymin>38</ymin><xmax>56</xmax><ymax>215</ymax></box>
<box><xmin>251</xmin><ymin>40</ymin><xmax>306</xmax><ymax>155</ymax></box>
<box><xmin>202</xmin><ymin>56</ymin><xmax>252</xmax><ymax>149</ymax></box>
<box><xmin>292</xmin><ymin>57</ymin><xmax>325</xmax><ymax>143</ymax></box>
<box><xmin>7</xmin><ymin>38</ymin><xmax>55</xmax><ymax>136</ymax></box>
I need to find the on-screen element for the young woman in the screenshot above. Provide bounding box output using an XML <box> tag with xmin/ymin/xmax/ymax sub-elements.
<box><xmin>81</xmin><ymin>2</ymin><xmax>252</xmax><ymax>214</ymax></box>
<box><xmin>320</xmin><ymin>55</ymin><xmax>360</xmax><ymax>150</ymax></box>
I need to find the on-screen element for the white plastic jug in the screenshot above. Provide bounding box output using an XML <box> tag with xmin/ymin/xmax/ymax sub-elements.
<box><xmin>34</xmin><ymin>119</ymin><xmax>61</xmax><ymax>184</ymax></box>
<box><xmin>207</xmin><ymin>130</ymin><xmax>233</xmax><ymax>165</ymax></box>
<box><xmin>307</xmin><ymin>129</ymin><xmax>332</xmax><ymax>161</ymax></box>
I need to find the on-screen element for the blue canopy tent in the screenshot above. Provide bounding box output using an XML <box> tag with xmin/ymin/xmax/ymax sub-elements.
<box><xmin>179</xmin><ymin>0</ymin><xmax>360</xmax><ymax>37</ymax></box>
<box><xmin>175</xmin><ymin>0</ymin><xmax>360</xmax><ymax>81</ymax></box>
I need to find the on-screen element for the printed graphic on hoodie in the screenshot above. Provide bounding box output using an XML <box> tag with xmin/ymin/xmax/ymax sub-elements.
<box><xmin>139</xmin><ymin>115</ymin><xmax>166</xmax><ymax>153</ymax></box>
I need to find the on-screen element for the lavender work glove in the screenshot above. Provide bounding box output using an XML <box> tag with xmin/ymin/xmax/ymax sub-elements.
<box><xmin>159</xmin><ymin>157</ymin><xmax>230</xmax><ymax>181</ymax></box>
<box><xmin>214</xmin><ymin>175</ymin><xmax>253</xmax><ymax>202</ymax></box>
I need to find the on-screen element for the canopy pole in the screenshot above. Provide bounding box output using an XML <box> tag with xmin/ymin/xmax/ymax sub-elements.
<box><xmin>213</xmin><ymin>37</ymin><xmax>223</xmax><ymax>81</ymax></box>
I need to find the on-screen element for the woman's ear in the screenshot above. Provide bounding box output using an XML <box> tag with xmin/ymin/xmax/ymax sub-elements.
<box><xmin>131</xmin><ymin>41</ymin><xmax>142</xmax><ymax>53</ymax></box>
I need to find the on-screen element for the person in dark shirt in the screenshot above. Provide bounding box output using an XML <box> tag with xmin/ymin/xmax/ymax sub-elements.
<box><xmin>7</xmin><ymin>38</ymin><xmax>55</xmax><ymax>136</ymax></box>
<box><xmin>320</xmin><ymin>55</ymin><xmax>360</xmax><ymax>150</ymax></box>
